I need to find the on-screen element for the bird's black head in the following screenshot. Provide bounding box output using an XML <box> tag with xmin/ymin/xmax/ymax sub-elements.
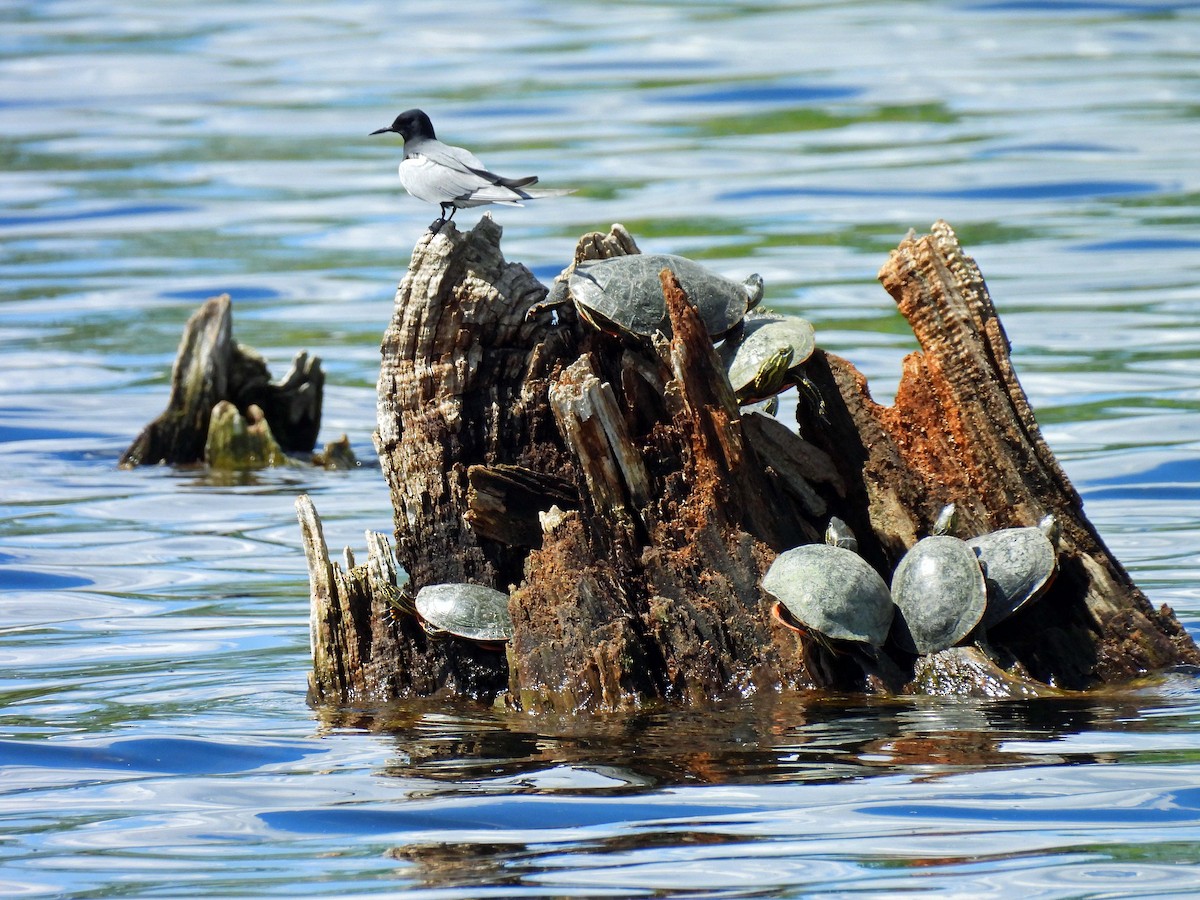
<box><xmin>370</xmin><ymin>108</ymin><xmax>436</xmax><ymax>140</ymax></box>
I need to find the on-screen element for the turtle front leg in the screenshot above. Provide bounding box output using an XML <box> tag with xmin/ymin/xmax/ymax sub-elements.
<box><xmin>525</xmin><ymin>280</ymin><xmax>572</xmax><ymax>323</ymax></box>
<box><xmin>793</xmin><ymin>369</ymin><xmax>828</xmax><ymax>423</ymax></box>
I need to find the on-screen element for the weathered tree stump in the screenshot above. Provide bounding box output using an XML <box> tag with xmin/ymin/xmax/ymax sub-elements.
<box><xmin>299</xmin><ymin>495</ymin><xmax>507</xmax><ymax>705</ymax></box>
<box><xmin>299</xmin><ymin>216</ymin><xmax>1199</xmax><ymax>711</ymax></box>
<box><xmin>797</xmin><ymin>222</ymin><xmax>1199</xmax><ymax>687</ymax></box>
<box><xmin>121</xmin><ymin>293</ymin><xmax>326</xmax><ymax>468</ymax></box>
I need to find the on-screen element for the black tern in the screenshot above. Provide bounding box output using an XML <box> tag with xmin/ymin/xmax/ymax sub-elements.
<box><xmin>370</xmin><ymin>109</ymin><xmax>572</xmax><ymax>232</ymax></box>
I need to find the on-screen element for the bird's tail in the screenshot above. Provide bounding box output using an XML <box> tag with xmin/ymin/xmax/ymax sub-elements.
<box><xmin>469</xmin><ymin>169</ymin><xmax>574</xmax><ymax>201</ymax></box>
<box><xmin>514</xmin><ymin>187</ymin><xmax>576</xmax><ymax>200</ymax></box>
<box><xmin>496</xmin><ymin>174</ymin><xmax>539</xmax><ymax>189</ymax></box>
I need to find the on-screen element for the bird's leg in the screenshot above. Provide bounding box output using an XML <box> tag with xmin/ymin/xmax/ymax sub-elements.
<box><xmin>429</xmin><ymin>203</ymin><xmax>453</xmax><ymax>234</ymax></box>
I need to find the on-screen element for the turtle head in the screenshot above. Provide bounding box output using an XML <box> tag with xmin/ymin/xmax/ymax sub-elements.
<box><xmin>743</xmin><ymin>346</ymin><xmax>793</xmax><ymax>401</ymax></box>
<box><xmin>524</xmin><ymin>279</ymin><xmax>571</xmax><ymax>323</ymax></box>
<box><xmin>825</xmin><ymin>517</ymin><xmax>859</xmax><ymax>553</ymax></box>
<box><xmin>742</xmin><ymin>273</ymin><xmax>765</xmax><ymax>310</ymax></box>
<box><xmin>1038</xmin><ymin>513</ymin><xmax>1061</xmax><ymax>546</ymax></box>
<box><xmin>932</xmin><ymin>503</ymin><xmax>958</xmax><ymax>536</ymax></box>
<box><xmin>547</xmin><ymin>279</ymin><xmax>571</xmax><ymax>307</ymax></box>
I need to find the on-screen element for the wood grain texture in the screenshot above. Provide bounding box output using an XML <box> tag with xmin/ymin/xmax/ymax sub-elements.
<box><xmin>122</xmin><ymin>293</ymin><xmax>323</xmax><ymax>466</ymax></box>
<box><xmin>303</xmin><ymin>218</ymin><xmax>1199</xmax><ymax>710</ymax></box>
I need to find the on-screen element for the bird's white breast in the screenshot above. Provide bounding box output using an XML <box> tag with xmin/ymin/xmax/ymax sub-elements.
<box><xmin>398</xmin><ymin>156</ymin><xmax>456</xmax><ymax>204</ymax></box>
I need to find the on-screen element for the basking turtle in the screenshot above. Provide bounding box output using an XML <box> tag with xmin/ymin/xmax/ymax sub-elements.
<box><xmin>763</xmin><ymin>517</ymin><xmax>894</xmax><ymax>648</ymax></box>
<box><xmin>720</xmin><ymin>314</ymin><xmax>817</xmax><ymax>403</ymax></box>
<box><xmin>413</xmin><ymin>582</ymin><xmax>514</xmax><ymax>648</ymax></box>
<box><xmin>378</xmin><ymin>579</ymin><xmax>417</xmax><ymax>617</ymax></box>
<box><xmin>546</xmin><ymin>253</ymin><xmax>764</xmax><ymax>339</ymax></box>
<box><xmin>890</xmin><ymin>504</ymin><xmax>988</xmax><ymax>655</ymax></box>
<box><xmin>968</xmin><ymin>514</ymin><xmax>1059</xmax><ymax>629</ymax></box>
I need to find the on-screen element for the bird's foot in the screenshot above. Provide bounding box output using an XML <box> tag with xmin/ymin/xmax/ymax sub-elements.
<box><xmin>428</xmin><ymin>217</ymin><xmax>448</xmax><ymax>235</ymax></box>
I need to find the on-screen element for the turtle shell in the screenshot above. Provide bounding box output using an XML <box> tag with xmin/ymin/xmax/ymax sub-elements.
<box><xmin>763</xmin><ymin>544</ymin><xmax>894</xmax><ymax>646</ymax></box>
<box><xmin>569</xmin><ymin>253</ymin><xmax>763</xmax><ymax>339</ymax></box>
<box><xmin>414</xmin><ymin>583</ymin><xmax>514</xmax><ymax>642</ymax></box>
<box><xmin>968</xmin><ymin>526</ymin><xmax>1057</xmax><ymax>628</ymax></box>
<box><xmin>890</xmin><ymin>535</ymin><xmax>987</xmax><ymax>655</ymax></box>
<box><xmin>721</xmin><ymin>315</ymin><xmax>816</xmax><ymax>402</ymax></box>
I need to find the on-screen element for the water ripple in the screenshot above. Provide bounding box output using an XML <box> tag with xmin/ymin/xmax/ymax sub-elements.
<box><xmin>3</xmin><ymin>0</ymin><xmax>1200</xmax><ymax>896</ymax></box>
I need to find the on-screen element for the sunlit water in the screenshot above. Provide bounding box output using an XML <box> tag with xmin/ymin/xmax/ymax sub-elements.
<box><xmin>3</xmin><ymin>1</ymin><xmax>1200</xmax><ymax>896</ymax></box>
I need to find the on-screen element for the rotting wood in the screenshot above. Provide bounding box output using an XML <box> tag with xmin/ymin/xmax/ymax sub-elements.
<box><xmin>301</xmin><ymin>216</ymin><xmax>1200</xmax><ymax>711</ymax></box>
<box><xmin>299</xmin><ymin>494</ymin><xmax>507</xmax><ymax>705</ymax></box>
<box><xmin>465</xmin><ymin>463</ymin><xmax>578</xmax><ymax>547</ymax></box>
<box><xmin>794</xmin><ymin>221</ymin><xmax>1200</xmax><ymax>688</ymax></box>
<box><xmin>121</xmin><ymin>293</ymin><xmax>326</xmax><ymax>468</ymax></box>
<box><xmin>204</xmin><ymin>401</ymin><xmax>293</xmax><ymax>469</ymax></box>
<box><xmin>374</xmin><ymin>215</ymin><xmax>576</xmax><ymax>596</ymax></box>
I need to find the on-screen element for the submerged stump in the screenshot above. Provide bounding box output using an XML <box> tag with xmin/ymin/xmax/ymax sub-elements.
<box><xmin>300</xmin><ymin>216</ymin><xmax>1199</xmax><ymax>710</ymax></box>
<box><xmin>121</xmin><ymin>293</ymin><xmax>327</xmax><ymax>469</ymax></box>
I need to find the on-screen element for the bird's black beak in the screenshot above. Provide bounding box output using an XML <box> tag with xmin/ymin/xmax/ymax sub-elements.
<box><xmin>370</xmin><ymin>127</ymin><xmax>394</xmax><ymax>136</ymax></box>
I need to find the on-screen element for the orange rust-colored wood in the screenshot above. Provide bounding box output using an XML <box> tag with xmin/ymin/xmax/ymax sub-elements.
<box><xmin>300</xmin><ymin>218</ymin><xmax>1199</xmax><ymax>711</ymax></box>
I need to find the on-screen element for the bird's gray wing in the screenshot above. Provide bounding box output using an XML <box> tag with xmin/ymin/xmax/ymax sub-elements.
<box><xmin>413</xmin><ymin>138</ymin><xmax>489</xmax><ymax>174</ymax></box>
<box><xmin>399</xmin><ymin>155</ymin><xmax>527</xmax><ymax>206</ymax></box>
<box><xmin>408</xmin><ymin>138</ymin><xmax>538</xmax><ymax>198</ymax></box>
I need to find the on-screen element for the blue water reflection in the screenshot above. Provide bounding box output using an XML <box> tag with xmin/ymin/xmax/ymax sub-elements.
<box><xmin>0</xmin><ymin>735</ymin><xmax>313</xmax><ymax>775</ymax></box>
<box><xmin>720</xmin><ymin>180</ymin><xmax>1161</xmax><ymax>202</ymax></box>
<box><xmin>2</xmin><ymin>0</ymin><xmax>1200</xmax><ymax>896</ymax></box>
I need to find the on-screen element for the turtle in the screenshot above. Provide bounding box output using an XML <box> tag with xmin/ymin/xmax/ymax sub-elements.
<box><xmin>968</xmin><ymin>513</ymin><xmax>1059</xmax><ymax>629</ymax></box>
<box><xmin>719</xmin><ymin>314</ymin><xmax>816</xmax><ymax>403</ymax></box>
<box><xmin>413</xmin><ymin>582</ymin><xmax>514</xmax><ymax>648</ymax></box>
<box><xmin>889</xmin><ymin>503</ymin><xmax>988</xmax><ymax>655</ymax></box>
<box><xmin>547</xmin><ymin>253</ymin><xmax>764</xmax><ymax>339</ymax></box>
<box><xmin>763</xmin><ymin>517</ymin><xmax>894</xmax><ymax>648</ymax></box>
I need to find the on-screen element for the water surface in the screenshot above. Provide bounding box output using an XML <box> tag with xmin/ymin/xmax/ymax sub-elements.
<box><xmin>3</xmin><ymin>1</ymin><xmax>1200</xmax><ymax>896</ymax></box>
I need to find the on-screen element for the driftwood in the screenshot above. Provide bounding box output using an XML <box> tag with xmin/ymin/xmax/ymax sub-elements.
<box><xmin>300</xmin><ymin>216</ymin><xmax>1199</xmax><ymax>711</ymax></box>
<box><xmin>121</xmin><ymin>293</ymin><xmax>331</xmax><ymax>469</ymax></box>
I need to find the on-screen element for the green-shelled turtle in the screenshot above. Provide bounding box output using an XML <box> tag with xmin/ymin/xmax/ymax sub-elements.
<box><xmin>763</xmin><ymin>518</ymin><xmax>894</xmax><ymax>648</ymax></box>
<box><xmin>720</xmin><ymin>314</ymin><xmax>817</xmax><ymax>403</ymax></box>
<box><xmin>414</xmin><ymin>582</ymin><xmax>514</xmax><ymax>647</ymax></box>
<box><xmin>554</xmin><ymin>253</ymin><xmax>764</xmax><ymax>339</ymax></box>
<box><xmin>969</xmin><ymin>513</ymin><xmax>1059</xmax><ymax>628</ymax></box>
<box><xmin>890</xmin><ymin>504</ymin><xmax>987</xmax><ymax>655</ymax></box>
